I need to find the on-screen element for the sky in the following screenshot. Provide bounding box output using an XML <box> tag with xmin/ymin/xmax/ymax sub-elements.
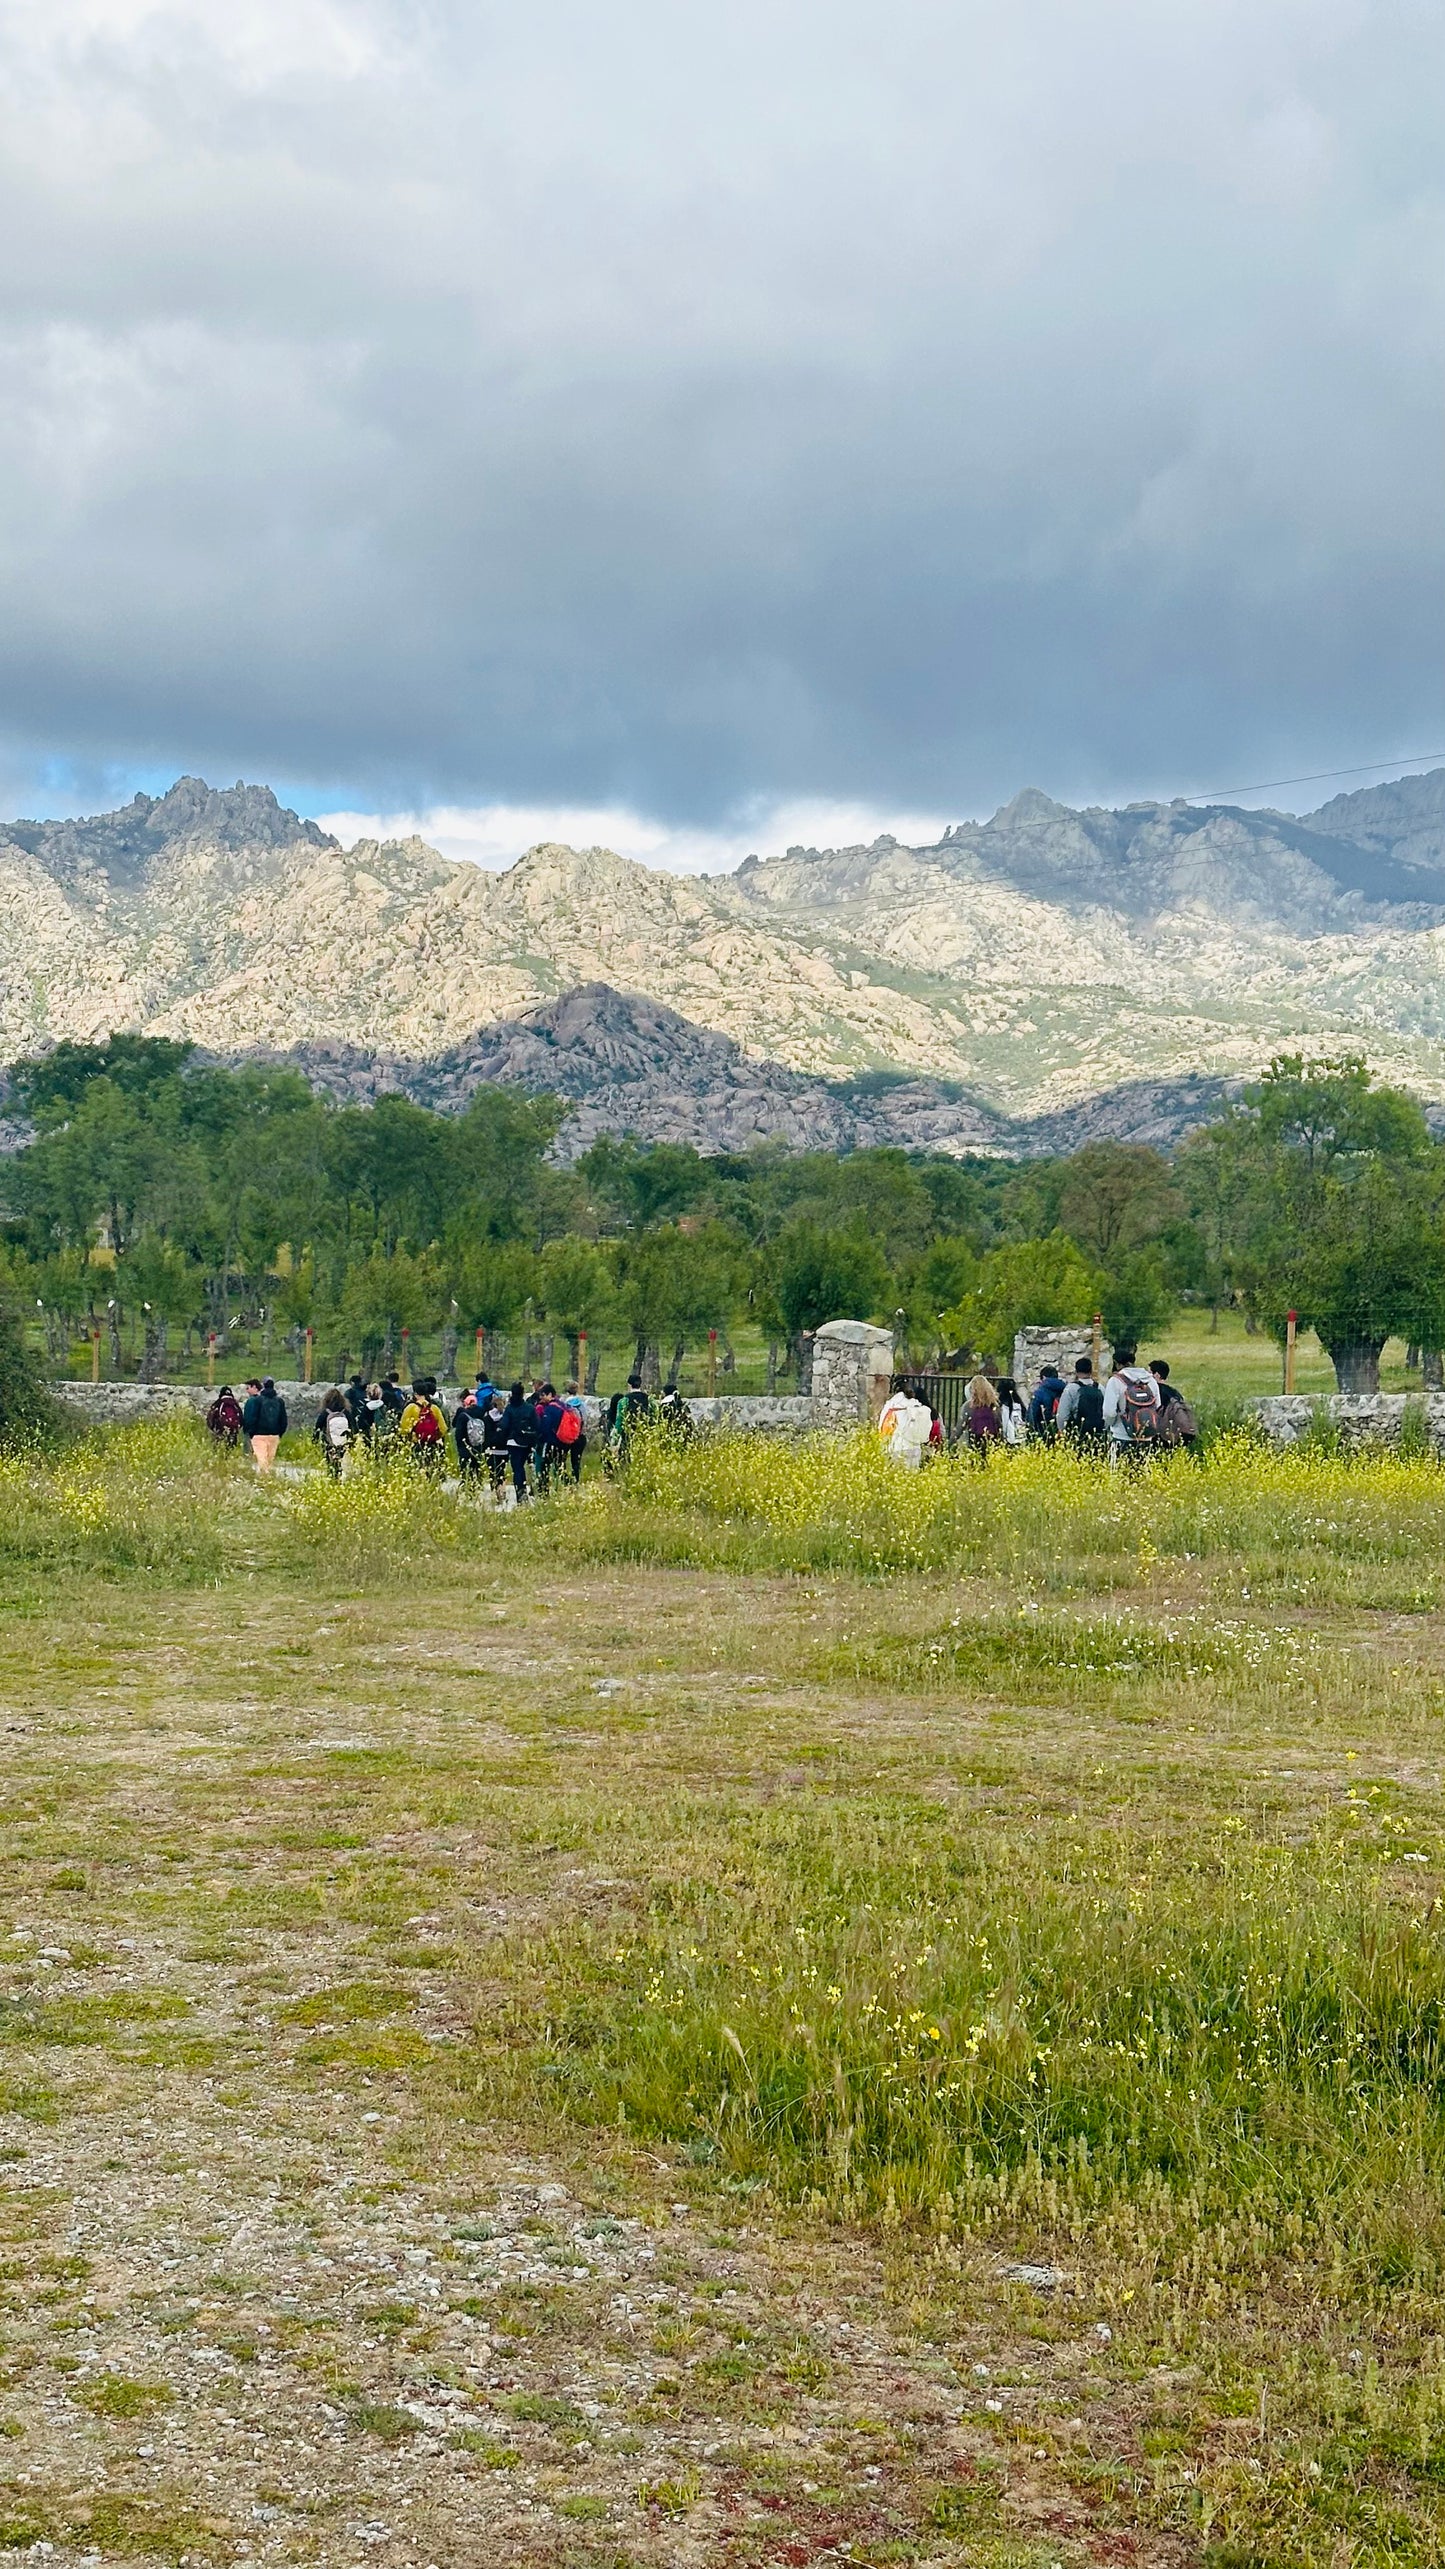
<box><xmin>2</xmin><ymin>0</ymin><xmax>1443</xmax><ymax>874</ymax></box>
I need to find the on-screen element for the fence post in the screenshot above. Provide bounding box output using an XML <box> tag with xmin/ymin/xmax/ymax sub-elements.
<box><xmin>577</xmin><ymin>1329</ymin><xmax>588</xmax><ymax>1391</ymax></box>
<box><xmin>90</xmin><ymin>1326</ymin><xmax>100</xmax><ymax>1385</ymax></box>
<box><xmin>1091</xmin><ymin>1311</ymin><xmax>1103</xmax><ymax>1378</ymax></box>
<box><xmin>304</xmin><ymin>1326</ymin><xmax>314</xmax><ymax>1385</ymax></box>
<box><xmin>707</xmin><ymin>1327</ymin><xmax>718</xmax><ymax>1396</ymax></box>
<box><xmin>207</xmin><ymin>1332</ymin><xmax>217</xmax><ymax>1388</ymax></box>
<box><xmin>1284</xmin><ymin>1309</ymin><xmax>1297</xmax><ymax>1394</ymax></box>
<box><xmin>475</xmin><ymin>1324</ymin><xmax>485</xmax><ymax>1377</ymax></box>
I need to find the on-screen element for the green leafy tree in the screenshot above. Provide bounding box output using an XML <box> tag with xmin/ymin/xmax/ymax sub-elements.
<box><xmin>537</xmin><ymin>1238</ymin><xmax>615</xmax><ymax>1382</ymax></box>
<box><xmin>611</xmin><ymin>1224</ymin><xmax>747</xmax><ymax>1379</ymax></box>
<box><xmin>338</xmin><ymin>1247</ymin><xmax>442</xmax><ymax>1373</ymax></box>
<box><xmin>768</xmin><ymin>1221</ymin><xmax>892</xmax><ymax>1344</ymax></box>
<box><xmin>450</xmin><ymin>1242</ymin><xmax>539</xmax><ymax>1372</ymax></box>
<box><xmin>1100</xmin><ymin>1251</ymin><xmax>1175</xmax><ymax>1351</ymax></box>
<box><xmin>946</xmin><ymin>1234</ymin><xmax>1105</xmax><ymax>1367</ymax></box>
<box><xmin>1188</xmin><ymin>1056</ymin><xmax>1445</xmax><ymax>1389</ymax></box>
<box><xmin>1056</xmin><ymin>1143</ymin><xmax>1184</xmax><ymax>1264</ymax></box>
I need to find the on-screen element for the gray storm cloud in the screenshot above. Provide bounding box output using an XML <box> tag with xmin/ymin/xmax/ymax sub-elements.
<box><xmin>0</xmin><ymin>0</ymin><xmax>1441</xmax><ymax>819</ymax></box>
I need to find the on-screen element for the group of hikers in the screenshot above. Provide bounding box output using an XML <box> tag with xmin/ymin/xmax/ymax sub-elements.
<box><xmin>205</xmin><ymin>1367</ymin><xmax>687</xmax><ymax>1499</ymax></box>
<box><xmin>878</xmin><ymin>1346</ymin><xmax>1197</xmax><ymax>1467</ymax></box>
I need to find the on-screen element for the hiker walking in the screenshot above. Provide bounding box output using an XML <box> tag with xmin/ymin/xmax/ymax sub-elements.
<box><xmin>399</xmin><ymin>1377</ymin><xmax>448</xmax><ymax>1471</ymax></box>
<box><xmin>1103</xmin><ymin>1344</ymin><xmax>1162</xmax><ymax>1462</ymax></box>
<box><xmin>964</xmin><ymin>1368</ymin><xmax>1002</xmax><ymax>1456</ymax></box>
<box><xmin>205</xmin><ymin>1383</ymin><xmax>243</xmax><ymax>1448</ymax></box>
<box><xmin>478</xmin><ymin>1390</ymin><xmax>510</xmax><ymax>1500</ymax></box>
<box><xmin>605</xmin><ymin>1373</ymin><xmax>652</xmax><ymax>1469</ymax></box>
<box><xmin>1026</xmin><ymin>1365</ymin><xmax>1065</xmax><ymax>1442</ymax></box>
<box><xmin>241</xmin><ymin>1376</ymin><xmax>287</xmax><ymax>1475</ymax></box>
<box><xmin>454</xmin><ymin>1391</ymin><xmax>487</xmax><ymax>1483</ymax></box>
<box><xmin>656</xmin><ymin>1382</ymin><xmax>695</xmax><ymax>1444</ymax></box>
<box><xmin>1055</xmin><ymin>1357</ymin><xmax>1106</xmax><ymax>1452</ymax></box>
<box><xmin>351</xmin><ymin>1382</ymin><xmax>387</xmax><ymax>1447</ymax></box>
<box><xmin>995</xmin><ymin>1376</ymin><xmax>1027</xmax><ymax>1447</ymax></box>
<box><xmin>877</xmin><ymin>1384</ymin><xmax>932</xmax><ymax>1468</ymax></box>
<box><xmin>314</xmin><ymin>1386</ymin><xmax>352</xmax><ymax>1478</ymax></box>
<box><xmin>498</xmin><ymin>1379</ymin><xmax>537</xmax><ymax>1503</ymax></box>
<box><xmin>1149</xmin><ymin>1359</ymin><xmax>1199</xmax><ymax>1449</ymax></box>
<box><xmin>534</xmin><ymin>1383</ymin><xmax>586</xmax><ymax>1489</ymax></box>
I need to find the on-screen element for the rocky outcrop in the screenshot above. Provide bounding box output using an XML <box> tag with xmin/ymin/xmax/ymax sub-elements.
<box><xmin>6</xmin><ymin>770</ymin><xmax>1445</xmax><ymax>1136</ymax></box>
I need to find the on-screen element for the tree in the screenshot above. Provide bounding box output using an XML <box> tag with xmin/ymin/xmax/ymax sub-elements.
<box><xmin>611</xmin><ymin>1225</ymin><xmax>747</xmax><ymax>1380</ymax></box>
<box><xmin>767</xmin><ymin>1222</ymin><xmax>892</xmax><ymax>1344</ymax></box>
<box><xmin>450</xmin><ymin>1242</ymin><xmax>538</xmax><ymax>1371</ymax></box>
<box><xmin>1100</xmin><ymin>1251</ymin><xmax>1174</xmax><ymax>1350</ymax></box>
<box><xmin>945</xmin><ymin>1234</ymin><xmax>1104</xmax><ymax>1367</ymax></box>
<box><xmin>9</xmin><ymin>1036</ymin><xmax>195</xmax><ymax>1122</ymax></box>
<box><xmin>338</xmin><ymin>1247</ymin><xmax>442</xmax><ymax>1373</ymax></box>
<box><xmin>537</xmin><ymin>1238</ymin><xmax>615</xmax><ymax>1383</ymax></box>
<box><xmin>1248</xmin><ymin>1054</ymin><xmax>1430</xmax><ymax>1170</ymax></box>
<box><xmin>1188</xmin><ymin>1056</ymin><xmax>1445</xmax><ymax>1389</ymax></box>
<box><xmin>1056</xmin><ymin>1143</ymin><xmax>1183</xmax><ymax>1264</ymax></box>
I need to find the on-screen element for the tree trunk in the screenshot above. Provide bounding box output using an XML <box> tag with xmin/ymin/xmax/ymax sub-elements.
<box><xmin>439</xmin><ymin>1324</ymin><xmax>459</xmax><ymax>1382</ymax></box>
<box><xmin>1327</xmin><ymin>1339</ymin><xmax>1385</xmax><ymax>1393</ymax></box>
<box><xmin>1423</xmin><ymin>1350</ymin><xmax>1444</xmax><ymax>1390</ymax></box>
<box><xmin>585</xmin><ymin>1342</ymin><xmax>601</xmax><ymax>1392</ymax></box>
<box><xmin>138</xmin><ymin>1318</ymin><xmax>165</xmax><ymax>1383</ymax></box>
<box><xmin>767</xmin><ymin>1340</ymin><xmax>779</xmax><ymax>1394</ymax></box>
<box><xmin>669</xmin><ymin>1336</ymin><xmax>686</xmax><ymax>1382</ymax></box>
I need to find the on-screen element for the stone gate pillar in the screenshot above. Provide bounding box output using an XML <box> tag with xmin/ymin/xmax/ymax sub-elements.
<box><xmin>810</xmin><ymin>1320</ymin><xmax>894</xmax><ymax>1431</ymax></box>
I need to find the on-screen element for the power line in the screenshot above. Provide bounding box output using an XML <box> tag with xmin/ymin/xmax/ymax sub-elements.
<box><xmin>1181</xmin><ymin>751</ymin><xmax>1445</xmax><ymax>805</ymax></box>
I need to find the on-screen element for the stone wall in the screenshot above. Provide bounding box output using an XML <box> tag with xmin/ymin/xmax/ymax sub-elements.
<box><xmin>1013</xmin><ymin>1324</ymin><xmax>1112</xmax><ymax>1398</ymax></box>
<box><xmin>55</xmin><ymin>1379</ymin><xmax>330</xmax><ymax>1433</ymax></box>
<box><xmin>51</xmin><ymin>1381</ymin><xmax>817</xmax><ymax>1440</ymax></box>
<box><xmin>809</xmin><ymin>1321</ymin><xmax>895</xmax><ymax>1431</ymax></box>
<box><xmin>1249</xmin><ymin>1392</ymin><xmax>1445</xmax><ymax>1450</ymax></box>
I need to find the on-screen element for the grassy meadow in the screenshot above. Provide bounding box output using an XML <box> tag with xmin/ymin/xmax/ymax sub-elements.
<box><xmin>0</xmin><ymin>1418</ymin><xmax>1443</xmax><ymax>2565</ymax></box>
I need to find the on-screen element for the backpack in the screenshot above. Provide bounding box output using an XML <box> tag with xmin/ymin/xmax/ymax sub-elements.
<box><xmin>411</xmin><ymin>1400</ymin><xmax>444</xmax><ymax>1445</ymax></box>
<box><xmin>325</xmin><ymin>1410</ymin><xmax>350</xmax><ymax>1447</ymax></box>
<box><xmin>1158</xmin><ymin>1395</ymin><xmax>1197</xmax><ymax>1445</ymax></box>
<box><xmin>465</xmin><ymin>1410</ymin><xmax>489</xmax><ymax>1448</ymax></box>
<box><xmin>1120</xmin><ymin>1372</ymin><xmax>1161</xmax><ymax>1442</ymax></box>
<box><xmin>1071</xmin><ymin>1382</ymin><xmax>1106</xmax><ymax>1436</ymax></box>
<box><xmin>555</xmin><ymin>1402</ymin><xmax>582</xmax><ymax>1446</ymax></box>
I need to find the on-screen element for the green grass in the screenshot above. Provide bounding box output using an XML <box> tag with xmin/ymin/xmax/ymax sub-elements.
<box><xmin>3</xmin><ymin>1413</ymin><xmax>1445</xmax><ymax>2558</ymax></box>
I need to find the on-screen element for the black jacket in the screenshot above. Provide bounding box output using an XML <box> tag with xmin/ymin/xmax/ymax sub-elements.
<box><xmin>242</xmin><ymin>1389</ymin><xmax>287</xmax><ymax>1437</ymax></box>
<box><xmin>498</xmin><ymin>1396</ymin><xmax>536</xmax><ymax>1450</ymax></box>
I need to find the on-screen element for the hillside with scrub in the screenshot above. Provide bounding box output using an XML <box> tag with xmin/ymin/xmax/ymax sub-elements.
<box><xmin>0</xmin><ymin>1415</ymin><xmax>1440</xmax><ymax>2562</ymax></box>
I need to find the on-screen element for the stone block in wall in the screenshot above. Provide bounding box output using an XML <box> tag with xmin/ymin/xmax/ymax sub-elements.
<box><xmin>1013</xmin><ymin>1324</ymin><xmax>1112</xmax><ymax>1397</ymax></box>
<box><xmin>809</xmin><ymin>1321</ymin><xmax>894</xmax><ymax>1431</ymax></box>
<box><xmin>1330</xmin><ymin>1394</ymin><xmax>1410</xmax><ymax>1449</ymax></box>
<box><xmin>1248</xmin><ymin>1395</ymin><xmax>1321</xmax><ymax>1446</ymax></box>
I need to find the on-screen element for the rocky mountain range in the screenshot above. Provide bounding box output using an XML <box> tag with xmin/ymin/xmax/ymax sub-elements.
<box><xmin>2</xmin><ymin>768</ymin><xmax>1444</xmax><ymax>1155</ymax></box>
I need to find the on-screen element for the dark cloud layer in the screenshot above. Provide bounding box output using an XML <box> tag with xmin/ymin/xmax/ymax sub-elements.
<box><xmin>2</xmin><ymin>0</ymin><xmax>1442</xmax><ymax>822</ymax></box>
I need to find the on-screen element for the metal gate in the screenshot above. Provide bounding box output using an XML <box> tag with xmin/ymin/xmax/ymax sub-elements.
<box><xmin>890</xmin><ymin>1371</ymin><xmax>971</xmax><ymax>1433</ymax></box>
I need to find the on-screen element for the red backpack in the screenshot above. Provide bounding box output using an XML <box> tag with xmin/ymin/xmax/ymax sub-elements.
<box><xmin>1120</xmin><ymin>1372</ymin><xmax>1161</xmax><ymax>1442</ymax></box>
<box><xmin>411</xmin><ymin>1400</ymin><xmax>444</xmax><ymax>1444</ymax></box>
<box><xmin>555</xmin><ymin>1402</ymin><xmax>583</xmax><ymax>1446</ymax></box>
